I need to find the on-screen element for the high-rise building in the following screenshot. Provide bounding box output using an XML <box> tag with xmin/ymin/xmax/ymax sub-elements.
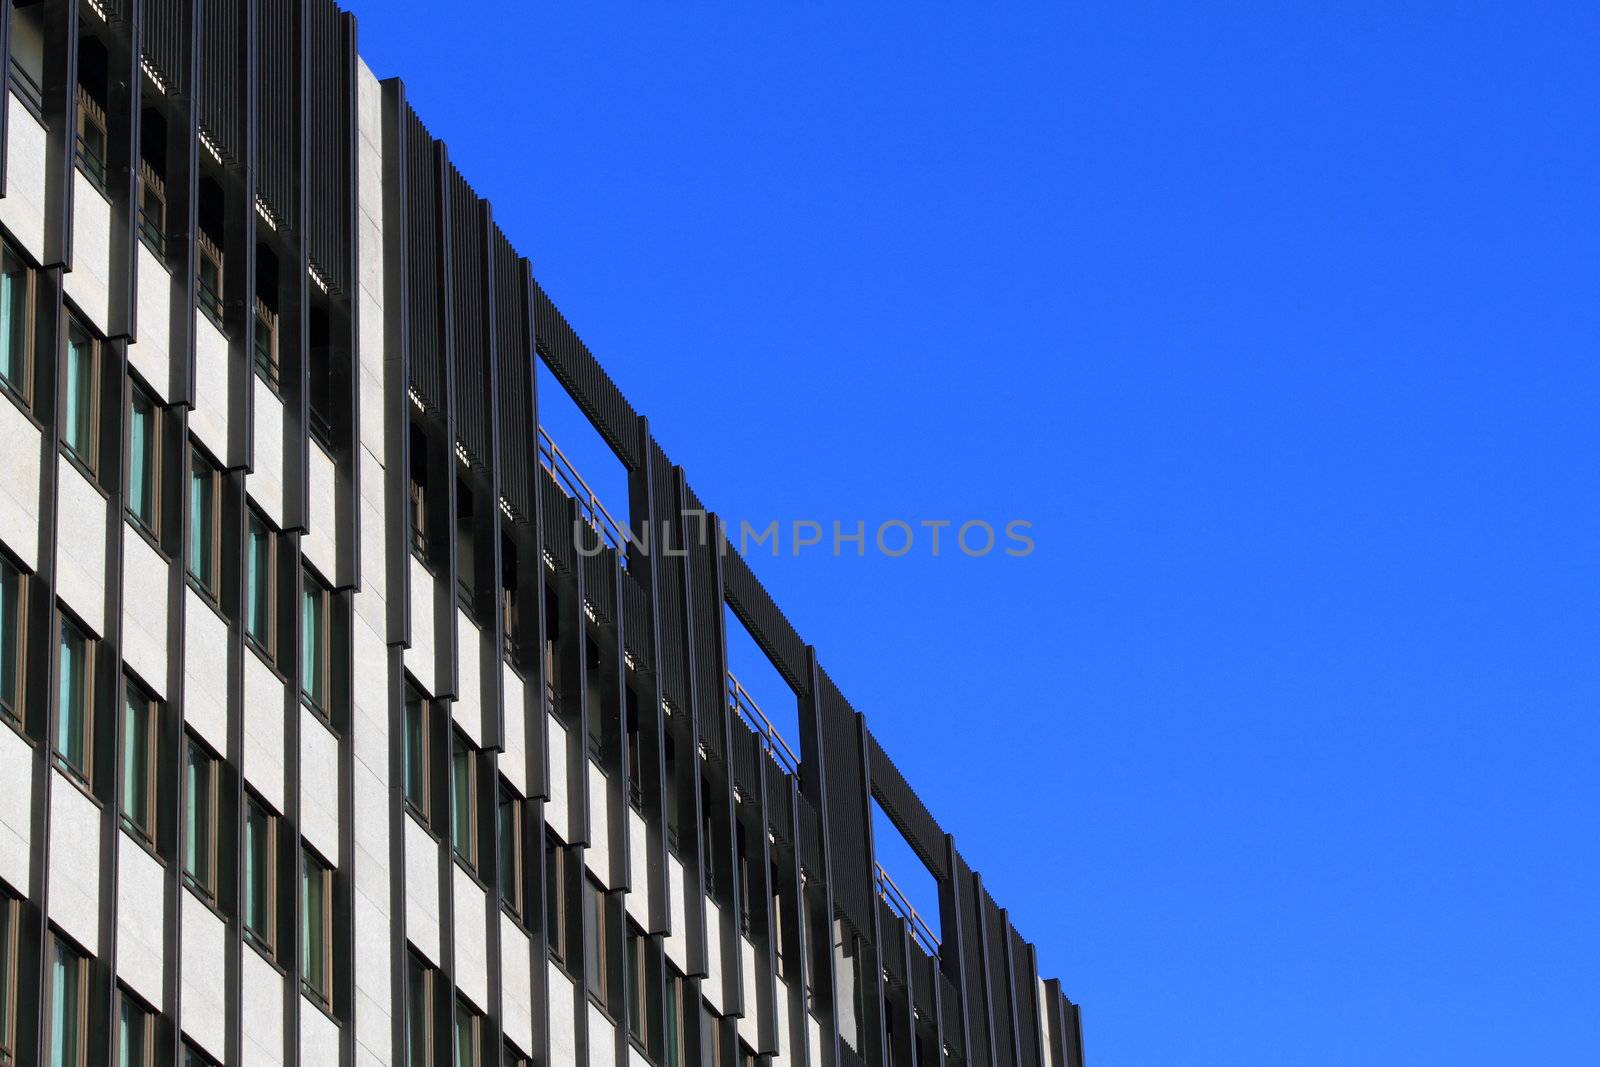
<box><xmin>0</xmin><ymin>3</ymin><xmax>1086</xmax><ymax>1066</ymax></box>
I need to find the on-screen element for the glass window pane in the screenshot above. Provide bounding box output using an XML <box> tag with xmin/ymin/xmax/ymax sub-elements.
<box><xmin>246</xmin><ymin>518</ymin><xmax>269</xmax><ymax>648</ymax></box>
<box><xmin>245</xmin><ymin>800</ymin><xmax>270</xmax><ymax>947</ymax></box>
<box><xmin>451</xmin><ymin>744</ymin><xmax>473</xmax><ymax>863</ymax></box>
<box><xmin>301</xmin><ymin>577</ymin><xmax>323</xmax><ymax>707</ymax></box>
<box><xmin>454</xmin><ymin>1005</ymin><xmax>475</xmax><ymax>1067</ymax></box>
<box><xmin>189</xmin><ymin>455</ymin><xmax>212</xmax><ymax>588</ymax></box>
<box><xmin>63</xmin><ymin>327</ymin><xmax>93</xmax><ymax>460</ymax></box>
<box><xmin>302</xmin><ymin>852</ymin><xmax>327</xmax><ymax>998</ymax></box>
<box><xmin>0</xmin><ymin>559</ymin><xmax>19</xmax><ymax>715</ymax></box>
<box><xmin>185</xmin><ymin>740</ymin><xmax>211</xmax><ymax>890</ymax></box>
<box><xmin>128</xmin><ymin>388</ymin><xmax>155</xmax><ymax>530</ymax></box>
<box><xmin>57</xmin><ymin>622</ymin><xmax>86</xmax><ymax>776</ymax></box>
<box><xmin>403</xmin><ymin>698</ymin><xmax>425</xmax><ymax>812</ymax></box>
<box><xmin>120</xmin><ymin>996</ymin><xmax>147</xmax><ymax>1067</ymax></box>
<box><xmin>50</xmin><ymin>940</ymin><xmax>79</xmax><ymax>1067</ymax></box>
<box><xmin>0</xmin><ymin>248</ymin><xmax>26</xmax><ymax>393</ymax></box>
<box><xmin>406</xmin><ymin>956</ymin><xmax>429</xmax><ymax>1067</ymax></box>
<box><xmin>122</xmin><ymin>693</ymin><xmax>149</xmax><ymax>833</ymax></box>
<box><xmin>498</xmin><ymin>791</ymin><xmax>517</xmax><ymax>908</ymax></box>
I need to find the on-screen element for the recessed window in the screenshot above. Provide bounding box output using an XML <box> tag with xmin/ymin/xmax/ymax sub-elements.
<box><xmin>197</xmin><ymin>232</ymin><xmax>224</xmax><ymax>323</ymax></box>
<box><xmin>0</xmin><ymin>556</ymin><xmax>25</xmax><ymax>728</ymax></box>
<box><xmin>584</xmin><ymin>876</ymin><xmax>611</xmax><ymax>1011</ymax></box>
<box><xmin>302</xmin><ymin>847</ymin><xmax>333</xmax><ymax>1007</ymax></box>
<box><xmin>244</xmin><ymin>794</ymin><xmax>277</xmax><ymax>957</ymax></box>
<box><xmin>498</xmin><ymin>782</ymin><xmax>522</xmax><ymax>919</ymax></box>
<box><xmin>137</xmin><ymin>160</ymin><xmax>166</xmax><ymax>256</ymax></box>
<box><xmin>451</xmin><ymin>732</ymin><xmax>478</xmax><ymax>871</ymax></box>
<box><xmin>454</xmin><ymin>1001</ymin><xmax>480</xmax><ymax>1067</ymax></box>
<box><xmin>62</xmin><ymin>319</ymin><xmax>98</xmax><ymax>470</ymax></box>
<box><xmin>245</xmin><ymin>513</ymin><xmax>274</xmax><ymax>657</ymax></box>
<box><xmin>127</xmin><ymin>383</ymin><xmax>159</xmax><ymax>535</ymax></box>
<box><xmin>0</xmin><ymin>243</ymin><xmax>32</xmax><ymax>404</ymax></box>
<box><xmin>300</xmin><ymin>572</ymin><xmax>329</xmax><ymax>714</ymax></box>
<box><xmin>121</xmin><ymin>683</ymin><xmax>157</xmax><ymax>842</ymax></box>
<box><xmin>188</xmin><ymin>448</ymin><xmax>219</xmax><ymax>596</ymax></box>
<box><xmin>0</xmin><ymin>893</ymin><xmax>19</xmax><ymax>1064</ymax></box>
<box><xmin>49</xmin><ymin>935</ymin><xmax>87</xmax><ymax>1067</ymax></box>
<box><xmin>56</xmin><ymin>617</ymin><xmax>92</xmax><ymax>783</ymax></box>
<box><xmin>664</xmin><ymin>966</ymin><xmax>686</xmax><ymax>1067</ymax></box>
<box><xmin>405</xmin><ymin>952</ymin><xmax>433</xmax><ymax>1067</ymax></box>
<box><xmin>702</xmin><ymin>1000</ymin><xmax>725</xmax><ymax>1067</ymax></box>
<box><xmin>253</xmin><ymin>297</ymin><xmax>279</xmax><ymax>391</ymax></box>
<box><xmin>118</xmin><ymin>989</ymin><xmax>154</xmax><ymax>1067</ymax></box>
<box><xmin>627</xmin><ymin>923</ymin><xmax>649</xmax><ymax>1044</ymax></box>
<box><xmin>75</xmin><ymin>84</ymin><xmax>108</xmax><ymax>187</ymax></box>
<box><xmin>183</xmin><ymin>1040</ymin><xmax>218</xmax><ymax>1066</ymax></box>
<box><xmin>183</xmin><ymin>734</ymin><xmax>218</xmax><ymax>899</ymax></box>
<box><xmin>403</xmin><ymin>693</ymin><xmax>430</xmax><ymax>821</ymax></box>
<box><xmin>408</xmin><ymin>421</ymin><xmax>429</xmax><ymax>559</ymax></box>
<box><xmin>546</xmin><ymin>833</ymin><xmax>569</xmax><ymax>966</ymax></box>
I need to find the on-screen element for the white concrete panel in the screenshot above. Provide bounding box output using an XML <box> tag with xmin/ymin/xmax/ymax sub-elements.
<box><xmin>352</xmin><ymin>884</ymin><xmax>393</xmax><ymax>1060</ymax></box>
<box><xmin>665</xmin><ymin>855</ymin><xmax>688</xmax><ymax>972</ymax></box>
<box><xmin>501</xmin><ymin>915</ymin><xmax>535</xmax><ymax>1056</ymax></box>
<box><xmin>630</xmin><ymin>1046</ymin><xmax>651</xmax><ymax>1067</ymax></box>
<box><xmin>242</xmin><ymin>948</ymin><xmax>286</xmax><ymax>1067</ymax></box>
<box><xmin>63</xmin><ymin>173</ymin><xmax>111</xmax><ymax>333</ymax></box>
<box><xmin>116</xmin><ymin>832</ymin><xmax>165</xmax><ymax>1009</ymax></box>
<box><xmin>0</xmin><ymin>94</ymin><xmax>47</xmax><ymax>260</ymax></box>
<box><xmin>404</xmin><ymin>814</ymin><xmax>441</xmax><ymax>966</ymax></box>
<box><xmin>243</xmin><ymin>650</ymin><xmax>286</xmax><ymax>813</ymax></box>
<box><xmin>453</xmin><ymin>865</ymin><xmax>490</xmax><ymax>1011</ymax></box>
<box><xmin>0</xmin><ymin>724</ymin><xmax>32</xmax><ymax>893</ymax></box>
<box><xmin>1038</xmin><ymin>977</ymin><xmax>1054</xmax><ymax>1067</ymax></box>
<box><xmin>403</xmin><ymin>554</ymin><xmax>436</xmax><ymax>696</ymax></box>
<box><xmin>248</xmin><ymin>378</ymin><xmax>285</xmax><ymax>527</ymax></box>
<box><xmin>47</xmin><ymin>773</ymin><xmax>100</xmax><ymax>951</ymax></box>
<box><xmin>588</xmin><ymin>1003</ymin><xmax>618</xmax><ymax>1067</ymax></box>
<box><xmin>548</xmin><ymin>963</ymin><xmax>577</xmax><ymax>1067</ymax></box>
<box><xmin>739</xmin><ymin>935</ymin><xmax>761</xmax><ymax>1046</ymax></box>
<box><xmin>121</xmin><ymin>523</ymin><xmax>167</xmax><ymax>698</ymax></box>
<box><xmin>353</xmin><ymin>450</ymin><xmax>386</xmax><ymax>638</ymax></box>
<box><xmin>0</xmin><ymin>392</ymin><xmax>41</xmax><ymax>572</ymax></box>
<box><xmin>181</xmin><ymin>889</ymin><xmax>228</xmax><ymax>1060</ymax></box>
<box><xmin>501</xmin><ymin>666</ymin><xmax>527</xmax><ymax>797</ymax></box>
<box><xmin>626</xmin><ymin>807</ymin><xmax>649</xmax><ymax>927</ymax></box>
<box><xmin>191</xmin><ymin>311</ymin><xmax>231</xmax><ymax>462</ymax></box>
<box><xmin>585</xmin><ymin>764</ymin><xmax>608</xmax><ymax>889</ymax></box>
<box><xmin>349</xmin><ymin>615</ymin><xmax>388</xmax><ymax>780</ymax></box>
<box><xmin>54</xmin><ymin>457</ymin><xmax>106</xmax><ymax>635</ymax></box>
<box><xmin>129</xmin><ymin>242</ymin><xmax>171</xmax><ymax>401</ymax></box>
<box><xmin>300</xmin><ymin>997</ymin><xmax>341</xmax><ymax>1067</ymax></box>
<box><xmin>300</xmin><ymin>707</ymin><xmax>341</xmax><ymax>866</ymax></box>
<box><xmin>705</xmin><ymin>899</ymin><xmax>725</xmax><ymax>1013</ymax></box>
<box><xmin>303</xmin><ymin>440</ymin><xmax>337</xmax><ymax>580</ymax></box>
<box><xmin>182</xmin><ymin>590</ymin><xmax>230</xmax><ymax>754</ymax></box>
<box><xmin>808</xmin><ymin>1015</ymin><xmax>824</xmax><ymax>1067</ymax></box>
<box><xmin>546</xmin><ymin>712</ymin><xmax>570</xmax><ymax>840</ymax></box>
<box><xmin>774</xmin><ymin>978</ymin><xmax>792</xmax><ymax>1067</ymax></box>
<box><xmin>452</xmin><ymin>611</ymin><xmax>483</xmax><ymax>746</ymax></box>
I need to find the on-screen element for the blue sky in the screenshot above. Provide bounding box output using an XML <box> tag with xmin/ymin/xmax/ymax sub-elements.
<box><xmin>350</xmin><ymin>3</ymin><xmax>1600</xmax><ymax>1063</ymax></box>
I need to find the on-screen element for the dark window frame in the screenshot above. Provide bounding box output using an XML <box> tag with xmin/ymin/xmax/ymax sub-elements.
<box><xmin>244</xmin><ymin>510</ymin><xmax>276</xmax><ymax>662</ymax></box>
<box><xmin>300</xmin><ymin>570</ymin><xmax>331</xmax><ymax>717</ymax></box>
<box><xmin>74</xmin><ymin>83</ymin><xmax>108</xmax><ymax>190</ymax></box>
<box><xmin>117</xmin><ymin>985</ymin><xmax>157</xmax><ymax>1067</ymax></box>
<box><xmin>55</xmin><ymin>613</ymin><xmax>95</xmax><ymax>786</ymax></box>
<box><xmin>50</xmin><ymin>933</ymin><xmax>89</xmax><ymax>1067</ymax></box>
<box><xmin>451</xmin><ymin>730</ymin><xmax>479</xmax><ymax>873</ymax></box>
<box><xmin>120</xmin><ymin>681</ymin><xmax>158</xmax><ymax>844</ymax></box>
<box><xmin>127</xmin><ymin>380</ymin><xmax>161</xmax><ymax>538</ymax></box>
<box><xmin>0</xmin><ymin>240</ymin><xmax>37</xmax><ymax>411</ymax></box>
<box><xmin>61</xmin><ymin>317</ymin><xmax>101</xmax><ymax>475</ymax></box>
<box><xmin>196</xmin><ymin>230</ymin><xmax>225</xmax><ymax>325</ymax></box>
<box><xmin>0</xmin><ymin>893</ymin><xmax>19</xmax><ymax>1063</ymax></box>
<box><xmin>301</xmin><ymin>846</ymin><xmax>334</xmax><ymax>1008</ymax></box>
<box><xmin>253</xmin><ymin>296</ymin><xmax>280</xmax><ymax>392</ymax></box>
<box><xmin>402</xmin><ymin>691</ymin><xmax>431</xmax><ymax>825</ymax></box>
<box><xmin>182</xmin><ymin>732</ymin><xmax>220</xmax><ymax>901</ymax></box>
<box><xmin>137</xmin><ymin>159</ymin><xmax>166</xmax><ymax>258</ymax></box>
<box><xmin>187</xmin><ymin>445</ymin><xmax>222</xmax><ymax>601</ymax></box>
<box><xmin>546</xmin><ymin>832</ymin><xmax>569</xmax><ymax>968</ymax></box>
<box><xmin>243</xmin><ymin>792</ymin><xmax>279</xmax><ymax>960</ymax></box>
<box><xmin>0</xmin><ymin>554</ymin><xmax>29</xmax><ymax>731</ymax></box>
<box><xmin>498</xmin><ymin>780</ymin><xmax>523</xmax><ymax>921</ymax></box>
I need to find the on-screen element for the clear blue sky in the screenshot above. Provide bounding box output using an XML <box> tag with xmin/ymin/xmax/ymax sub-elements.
<box><xmin>349</xmin><ymin>3</ymin><xmax>1600</xmax><ymax>1064</ymax></box>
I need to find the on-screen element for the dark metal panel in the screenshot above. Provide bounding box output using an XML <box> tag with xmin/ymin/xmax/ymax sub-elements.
<box><xmin>815</xmin><ymin>669</ymin><xmax>872</xmax><ymax>940</ymax></box>
<box><xmin>402</xmin><ymin>105</ymin><xmax>442</xmax><ymax>418</ymax></box>
<box><xmin>530</xmin><ymin>279</ymin><xmax>640</xmax><ymax>470</ymax></box>
<box><xmin>952</xmin><ymin>854</ymin><xmax>991</xmax><ymax>1067</ymax></box>
<box><xmin>864</xmin><ymin>732</ymin><xmax>948</xmax><ymax>882</ymax></box>
<box><xmin>447</xmin><ymin>164</ymin><xmax>488</xmax><ymax>472</ymax></box>
<box><xmin>198</xmin><ymin>0</ymin><xmax>243</xmax><ymax>163</ymax></box>
<box><xmin>492</xmin><ymin>231</ymin><xmax>532</xmax><ymax>525</ymax></box>
<box><xmin>139</xmin><ymin>0</ymin><xmax>188</xmax><ymax>92</ymax></box>
<box><xmin>982</xmin><ymin>889</ymin><xmax>1019</xmax><ymax>1067</ymax></box>
<box><xmin>720</xmin><ymin>548</ymin><xmax>809</xmax><ymax>699</ymax></box>
<box><xmin>304</xmin><ymin>0</ymin><xmax>350</xmax><ymax>294</ymax></box>
<box><xmin>1010</xmin><ymin>930</ymin><xmax>1040</xmax><ymax>1067</ymax></box>
<box><xmin>253</xmin><ymin>0</ymin><xmax>294</xmax><ymax>227</ymax></box>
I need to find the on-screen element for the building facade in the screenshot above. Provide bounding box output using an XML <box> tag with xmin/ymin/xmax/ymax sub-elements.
<box><xmin>0</xmin><ymin>2</ymin><xmax>1088</xmax><ymax>1066</ymax></box>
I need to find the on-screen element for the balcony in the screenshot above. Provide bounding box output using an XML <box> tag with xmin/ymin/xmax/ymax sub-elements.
<box><xmin>538</xmin><ymin>425</ymin><xmax>628</xmax><ymax>552</ymax></box>
<box><xmin>726</xmin><ymin>672</ymin><xmax>799</xmax><ymax>777</ymax></box>
<box><xmin>876</xmin><ymin>861</ymin><xmax>940</xmax><ymax>957</ymax></box>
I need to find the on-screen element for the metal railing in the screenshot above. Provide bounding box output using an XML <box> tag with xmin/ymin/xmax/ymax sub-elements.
<box><xmin>537</xmin><ymin>426</ymin><xmax>628</xmax><ymax>553</ymax></box>
<box><xmin>726</xmin><ymin>672</ymin><xmax>800</xmax><ymax>777</ymax></box>
<box><xmin>876</xmin><ymin>862</ymin><xmax>940</xmax><ymax>957</ymax></box>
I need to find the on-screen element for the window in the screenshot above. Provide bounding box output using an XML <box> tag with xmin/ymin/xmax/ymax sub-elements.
<box><xmin>118</xmin><ymin>990</ymin><xmax>154</xmax><ymax>1067</ymax></box>
<box><xmin>56</xmin><ymin>618</ymin><xmax>92</xmax><ymax>783</ymax></box>
<box><xmin>454</xmin><ymin>1002</ymin><xmax>480</xmax><ymax>1067</ymax></box>
<box><xmin>197</xmin><ymin>231</ymin><xmax>223</xmax><ymax>322</ymax></box>
<box><xmin>244</xmin><ymin>794</ymin><xmax>276</xmax><ymax>956</ymax></box>
<box><xmin>182</xmin><ymin>1041</ymin><xmax>218</xmax><ymax>1067</ymax></box>
<box><xmin>245</xmin><ymin>513</ymin><xmax>274</xmax><ymax>657</ymax></box>
<box><xmin>408</xmin><ymin>421</ymin><xmax>428</xmax><ymax>557</ymax></box>
<box><xmin>451</xmin><ymin>733</ymin><xmax>477</xmax><ymax>871</ymax></box>
<box><xmin>253</xmin><ymin>298</ymin><xmax>279</xmax><ymax>390</ymax></box>
<box><xmin>405</xmin><ymin>953</ymin><xmax>433</xmax><ymax>1067</ymax></box>
<box><xmin>183</xmin><ymin>735</ymin><xmax>218</xmax><ymax>898</ymax></box>
<box><xmin>546</xmin><ymin>833</ymin><xmax>569</xmax><ymax>966</ymax></box>
<box><xmin>62</xmin><ymin>320</ymin><xmax>97</xmax><ymax>469</ymax></box>
<box><xmin>627</xmin><ymin>924</ymin><xmax>648</xmax><ymax>1043</ymax></box>
<box><xmin>75</xmin><ymin>84</ymin><xmax>107</xmax><ymax>187</ymax></box>
<box><xmin>128</xmin><ymin>384</ymin><xmax>159</xmax><ymax>535</ymax></box>
<box><xmin>403</xmin><ymin>694</ymin><xmax>430</xmax><ymax>820</ymax></box>
<box><xmin>584</xmin><ymin>877</ymin><xmax>610</xmax><ymax>1011</ymax></box>
<box><xmin>664</xmin><ymin>967</ymin><xmax>685</xmax><ymax>1067</ymax></box>
<box><xmin>0</xmin><ymin>243</ymin><xmax>32</xmax><ymax>402</ymax></box>
<box><xmin>302</xmin><ymin>848</ymin><xmax>332</xmax><ymax>1006</ymax></box>
<box><xmin>701</xmin><ymin>1002</ymin><xmax>724</xmax><ymax>1067</ymax></box>
<box><xmin>188</xmin><ymin>449</ymin><xmax>218</xmax><ymax>596</ymax></box>
<box><xmin>0</xmin><ymin>557</ymin><xmax>24</xmax><ymax>727</ymax></box>
<box><xmin>49</xmin><ymin>936</ymin><xmax>87</xmax><ymax>1067</ymax></box>
<box><xmin>301</xmin><ymin>572</ymin><xmax>329</xmax><ymax>713</ymax></box>
<box><xmin>121</xmin><ymin>684</ymin><xmax>156</xmax><ymax>841</ymax></box>
<box><xmin>137</xmin><ymin>160</ymin><xmax>165</xmax><ymax>255</ymax></box>
<box><xmin>0</xmin><ymin>894</ymin><xmax>18</xmax><ymax>1064</ymax></box>
<box><xmin>626</xmin><ymin>700</ymin><xmax>644</xmax><ymax>813</ymax></box>
<box><xmin>498</xmin><ymin>783</ymin><xmax>522</xmax><ymax>919</ymax></box>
